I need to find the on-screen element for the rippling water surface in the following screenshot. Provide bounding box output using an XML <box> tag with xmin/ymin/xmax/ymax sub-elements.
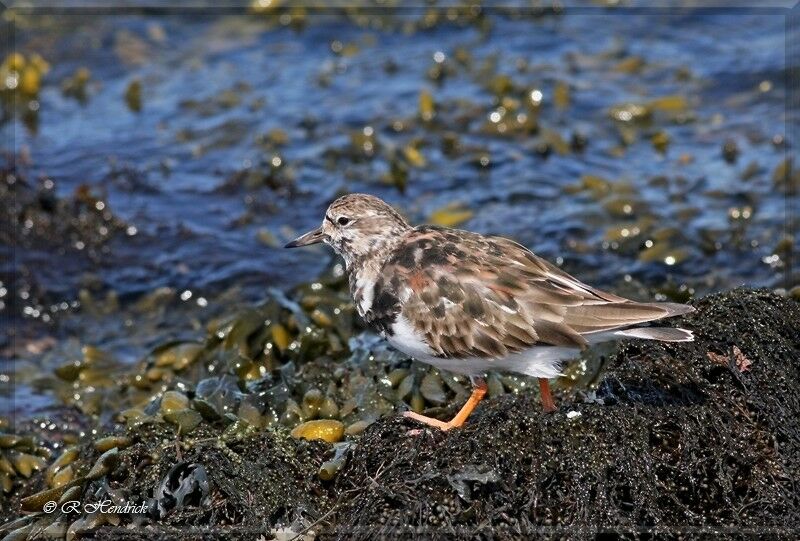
<box><xmin>1</xmin><ymin>4</ymin><xmax>795</xmax><ymax>416</ymax></box>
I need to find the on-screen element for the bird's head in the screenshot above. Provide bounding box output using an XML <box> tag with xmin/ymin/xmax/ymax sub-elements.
<box><xmin>285</xmin><ymin>193</ymin><xmax>411</xmax><ymax>267</ymax></box>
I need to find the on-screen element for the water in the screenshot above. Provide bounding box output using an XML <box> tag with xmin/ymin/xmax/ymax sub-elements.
<box><xmin>1</xmin><ymin>5</ymin><xmax>795</xmax><ymax>417</ymax></box>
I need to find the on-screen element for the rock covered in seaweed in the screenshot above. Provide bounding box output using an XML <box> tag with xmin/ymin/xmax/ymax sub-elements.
<box><xmin>328</xmin><ymin>289</ymin><xmax>800</xmax><ymax>539</ymax></box>
<box><xmin>2</xmin><ymin>288</ymin><xmax>798</xmax><ymax>540</ymax></box>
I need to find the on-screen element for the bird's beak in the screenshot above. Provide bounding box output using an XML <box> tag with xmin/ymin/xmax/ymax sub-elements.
<box><xmin>285</xmin><ymin>227</ymin><xmax>325</xmax><ymax>248</ymax></box>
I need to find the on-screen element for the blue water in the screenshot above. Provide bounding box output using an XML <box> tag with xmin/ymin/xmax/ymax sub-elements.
<box><xmin>1</xmin><ymin>6</ymin><xmax>794</xmax><ymax>370</ymax></box>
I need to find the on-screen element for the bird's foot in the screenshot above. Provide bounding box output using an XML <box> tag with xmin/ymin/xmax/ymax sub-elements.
<box><xmin>402</xmin><ymin>378</ymin><xmax>488</xmax><ymax>433</ymax></box>
<box><xmin>402</xmin><ymin>411</ymin><xmax>460</xmax><ymax>432</ymax></box>
<box><xmin>538</xmin><ymin>378</ymin><xmax>557</xmax><ymax>413</ymax></box>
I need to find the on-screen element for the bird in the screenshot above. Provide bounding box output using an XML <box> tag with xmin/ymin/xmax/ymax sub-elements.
<box><xmin>286</xmin><ymin>193</ymin><xmax>694</xmax><ymax>431</ymax></box>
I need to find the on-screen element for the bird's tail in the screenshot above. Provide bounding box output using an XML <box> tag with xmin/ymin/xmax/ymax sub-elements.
<box><xmin>612</xmin><ymin>327</ymin><xmax>694</xmax><ymax>342</ymax></box>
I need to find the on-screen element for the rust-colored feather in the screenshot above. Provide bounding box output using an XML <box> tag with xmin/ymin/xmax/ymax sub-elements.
<box><xmin>380</xmin><ymin>226</ymin><xmax>693</xmax><ymax>360</ymax></box>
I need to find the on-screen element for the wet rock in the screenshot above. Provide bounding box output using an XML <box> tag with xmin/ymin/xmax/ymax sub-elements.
<box><xmin>93</xmin><ymin>436</ymin><xmax>132</xmax><ymax>453</ymax></box>
<box><xmin>418</xmin><ymin>89</ymin><xmax>435</xmax><ymax>121</ymax></box>
<box><xmin>194</xmin><ymin>375</ymin><xmax>244</xmax><ymax>419</ymax></box>
<box><xmin>722</xmin><ymin>138</ymin><xmax>739</xmax><ymax>163</ymax></box>
<box><xmin>163</xmin><ymin>409</ymin><xmax>203</xmax><ymax>434</ymax></box>
<box><xmin>650</xmin><ymin>130</ymin><xmax>670</xmax><ymax>153</ymax></box>
<box><xmin>328</xmin><ymin>289</ymin><xmax>800</xmax><ymax>539</ymax></box>
<box><xmin>301</xmin><ymin>388</ymin><xmax>325</xmax><ymax>419</ymax></box>
<box><xmin>148</xmin><ymin>462</ymin><xmax>209</xmax><ymax>519</ymax></box>
<box><xmin>318</xmin><ymin>442</ymin><xmax>352</xmax><ymax>481</ymax></box>
<box><xmin>20</xmin><ymin>485</ymin><xmax>68</xmax><ymax>512</ymax></box>
<box><xmin>0</xmin><ymin>163</ymin><xmax>127</xmax><ymax>319</ymax></box>
<box><xmin>428</xmin><ymin>204</ymin><xmax>473</xmax><ymax>228</ymax></box>
<box><xmin>124</xmin><ymin>79</ymin><xmax>142</xmax><ymax>112</ymax></box>
<box><xmin>0</xmin><ymin>431</ymin><xmax>49</xmax><ymax>495</ymax></box>
<box><xmin>446</xmin><ymin>464</ymin><xmax>500</xmax><ymax>502</ymax></box>
<box><xmin>291</xmin><ymin>420</ymin><xmax>345</xmax><ymax>443</ymax></box>
<box><xmin>420</xmin><ymin>372</ymin><xmax>447</xmax><ymax>405</ymax></box>
<box><xmin>2</xmin><ymin>289</ymin><xmax>797</xmax><ymax>538</ymax></box>
<box><xmin>160</xmin><ymin>391</ymin><xmax>190</xmax><ymax>414</ymax></box>
<box><xmin>344</xmin><ymin>420</ymin><xmax>373</xmax><ymax>436</ymax></box>
<box><xmin>86</xmin><ymin>447</ymin><xmax>119</xmax><ymax>480</ymax></box>
<box><xmin>61</xmin><ymin>67</ymin><xmax>91</xmax><ymax>102</ymax></box>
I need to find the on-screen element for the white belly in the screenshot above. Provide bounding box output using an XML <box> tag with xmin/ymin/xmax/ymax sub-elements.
<box><xmin>424</xmin><ymin>347</ymin><xmax>576</xmax><ymax>378</ymax></box>
<box><xmin>386</xmin><ymin>314</ymin><xmax>576</xmax><ymax>379</ymax></box>
<box><xmin>386</xmin><ymin>315</ymin><xmax>436</xmax><ymax>360</ymax></box>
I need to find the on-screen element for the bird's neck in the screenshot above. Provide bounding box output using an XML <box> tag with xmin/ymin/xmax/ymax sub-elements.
<box><xmin>341</xmin><ymin>228</ymin><xmax>408</xmax><ymax>272</ymax></box>
<box><xmin>344</xmin><ymin>230</ymin><xmax>408</xmax><ymax>318</ymax></box>
<box><xmin>348</xmin><ymin>257</ymin><xmax>382</xmax><ymax>318</ymax></box>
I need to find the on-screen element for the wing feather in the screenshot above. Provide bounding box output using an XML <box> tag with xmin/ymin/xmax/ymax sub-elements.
<box><xmin>382</xmin><ymin>226</ymin><xmax>693</xmax><ymax>360</ymax></box>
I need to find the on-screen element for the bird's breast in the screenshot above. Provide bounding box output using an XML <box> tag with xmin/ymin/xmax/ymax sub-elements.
<box><xmin>350</xmin><ymin>265</ymin><xmax>406</xmax><ymax>340</ymax></box>
<box><xmin>352</xmin><ymin>275</ymin><xmax>375</xmax><ymax>318</ymax></box>
<box><xmin>386</xmin><ymin>314</ymin><xmax>436</xmax><ymax>360</ymax></box>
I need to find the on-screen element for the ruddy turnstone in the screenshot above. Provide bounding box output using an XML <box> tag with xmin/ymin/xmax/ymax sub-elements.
<box><xmin>286</xmin><ymin>194</ymin><xmax>694</xmax><ymax>431</ymax></box>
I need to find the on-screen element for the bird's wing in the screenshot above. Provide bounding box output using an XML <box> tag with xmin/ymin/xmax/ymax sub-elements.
<box><xmin>382</xmin><ymin>226</ymin><xmax>691</xmax><ymax>359</ymax></box>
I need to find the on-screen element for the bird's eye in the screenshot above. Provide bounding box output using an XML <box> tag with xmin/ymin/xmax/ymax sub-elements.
<box><xmin>337</xmin><ymin>217</ymin><xmax>350</xmax><ymax>226</ymax></box>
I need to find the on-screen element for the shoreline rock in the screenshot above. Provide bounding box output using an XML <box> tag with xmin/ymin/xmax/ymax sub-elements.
<box><xmin>328</xmin><ymin>288</ymin><xmax>800</xmax><ymax>538</ymax></box>
<box><xmin>2</xmin><ymin>288</ymin><xmax>798</xmax><ymax>540</ymax></box>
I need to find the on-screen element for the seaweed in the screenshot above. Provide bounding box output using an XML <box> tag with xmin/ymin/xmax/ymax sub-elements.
<box><xmin>327</xmin><ymin>289</ymin><xmax>800</xmax><ymax>539</ymax></box>
<box><xmin>2</xmin><ymin>289</ymin><xmax>799</xmax><ymax>539</ymax></box>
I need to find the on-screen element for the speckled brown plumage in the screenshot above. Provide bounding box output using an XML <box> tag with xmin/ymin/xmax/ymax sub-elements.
<box><xmin>286</xmin><ymin>193</ymin><xmax>695</xmax><ymax>429</ymax></box>
<box><xmin>377</xmin><ymin>225</ymin><xmax>689</xmax><ymax>359</ymax></box>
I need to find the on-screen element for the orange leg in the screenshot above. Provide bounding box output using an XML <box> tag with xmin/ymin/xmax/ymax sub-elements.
<box><xmin>403</xmin><ymin>377</ymin><xmax>487</xmax><ymax>431</ymax></box>
<box><xmin>539</xmin><ymin>378</ymin><xmax>557</xmax><ymax>413</ymax></box>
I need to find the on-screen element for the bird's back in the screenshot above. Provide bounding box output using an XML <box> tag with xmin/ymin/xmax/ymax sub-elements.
<box><xmin>374</xmin><ymin>225</ymin><xmax>693</xmax><ymax>363</ymax></box>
